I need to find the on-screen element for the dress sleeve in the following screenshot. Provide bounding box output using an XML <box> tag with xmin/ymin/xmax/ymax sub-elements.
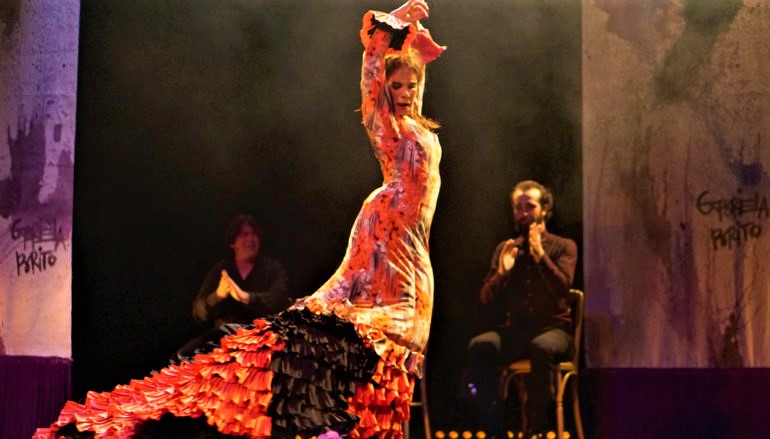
<box><xmin>359</xmin><ymin>10</ymin><xmax>445</xmax><ymax>132</ymax></box>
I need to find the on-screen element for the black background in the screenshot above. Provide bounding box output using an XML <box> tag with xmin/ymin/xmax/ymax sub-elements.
<box><xmin>72</xmin><ymin>0</ymin><xmax>581</xmax><ymax>429</ymax></box>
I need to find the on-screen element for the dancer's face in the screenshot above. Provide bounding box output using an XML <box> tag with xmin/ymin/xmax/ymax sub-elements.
<box><xmin>231</xmin><ymin>224</ymin><xmax>260</xmax><ymax>262</ymax></box>
<box><xmin>388</xmin><ymin>67</ymin><xmax>419</xmax><ymax>118</ymax></box>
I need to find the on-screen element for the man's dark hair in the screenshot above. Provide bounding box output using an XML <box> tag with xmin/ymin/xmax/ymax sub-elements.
<box><xmin>511</xmin><ymin>180</ymin><xmax>554</xmax><ymax>220</ymax></box>
<box><xmin>224</xmin><ymin>214</ymin><xmax>263</xmax><ymax>246</ymax></box>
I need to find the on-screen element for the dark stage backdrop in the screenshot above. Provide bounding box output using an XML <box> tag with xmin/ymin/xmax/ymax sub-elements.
<box><xmin>72</xmin><ymin>0</ymin><xmax>581</xmax><ymax>429</ymax></box>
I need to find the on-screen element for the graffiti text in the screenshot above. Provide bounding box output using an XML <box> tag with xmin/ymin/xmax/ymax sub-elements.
<box><xmin>696</xmin><ymin>190</ymin><xmax>770</xmax><ymax>221</ymax></box>
<box><xmin>9</xmin><ymin>217</ymin><xmax>68</xmax><ymax>276</ymax></box>
<box><xmin>16</xmin><ymin>247</ymin><xmax>58</xmax><ymax>275</ymax></box>
<box><xmin>709</xmin><ymin>220</ymin><xmax>762</xmax><ymax>250</ymax></box>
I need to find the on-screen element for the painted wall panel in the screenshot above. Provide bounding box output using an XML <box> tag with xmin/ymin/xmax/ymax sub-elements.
<box><xmin>584</xmin><ymin>0</ymin><xmax>770</xmax><ymax>367</ymax></box>
<box><xmin>1</xmin><ymin>0</ymin><xmax>79</xmax><ymax>357</ymax></box>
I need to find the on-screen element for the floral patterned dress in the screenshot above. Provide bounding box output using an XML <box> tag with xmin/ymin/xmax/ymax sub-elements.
<box><xmin>35</xmin><ymin>10</ymin><xmax>444</xmax><ymax>439</ymax></box>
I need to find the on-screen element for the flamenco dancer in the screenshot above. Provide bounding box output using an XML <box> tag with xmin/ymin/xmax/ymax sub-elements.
<box><xmin>35</xmin><ymin>1</ymin><xmax>444</xmax><ymax>438</ymax></box>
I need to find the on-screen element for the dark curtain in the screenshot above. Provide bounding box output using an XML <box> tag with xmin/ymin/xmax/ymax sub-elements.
<box><xmin>0</xmin><ymin>356</ymin><xmax>71</xmax><ymax>438</ymax></box>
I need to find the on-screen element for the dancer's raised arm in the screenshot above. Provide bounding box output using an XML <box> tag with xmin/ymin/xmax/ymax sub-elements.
<box><xmin>359</xmin><ymin>0</ymin><xmax>443</xmax><ymax>132</ymax></box>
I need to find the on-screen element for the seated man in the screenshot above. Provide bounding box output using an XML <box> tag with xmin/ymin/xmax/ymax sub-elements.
<box><xmin>177</xmin><ymin>213</ymin><xmax>290</xmax><ymax>361</ymax></box>
<box><xmin>467</xmin><ymin>180</ymin><xmax>577</xmax><ymax>439</ymax></box>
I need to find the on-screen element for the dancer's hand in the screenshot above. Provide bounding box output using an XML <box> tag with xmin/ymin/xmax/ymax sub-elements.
<box><xmin>392</xmin><ymin>0</ymin><xmax>429</xmax><ymax>24</ymax></box>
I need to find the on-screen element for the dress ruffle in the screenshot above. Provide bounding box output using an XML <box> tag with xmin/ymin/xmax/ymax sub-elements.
<box><xmin>296</xmin><ymin>299</ymin><xmax>425</xmax><ymax>378</ymax></box>
<box><xmin>266</xmin><ymin>310</ymin><xmax>380</xmax><ymax>438</ymax></box>
<box><xmin>35</xmin><ymin>319</ymin><xmax>281</xmax><ymax>439</ymax></box>
<box><xmin>34</xmin><ymin>310</ymin><xmax>416</xmax><ymax>439</ymax></box>
<box><xmin>347</xmin><ymin>359</ymin><xmax>415</xmax><ymax>439</ymax></box>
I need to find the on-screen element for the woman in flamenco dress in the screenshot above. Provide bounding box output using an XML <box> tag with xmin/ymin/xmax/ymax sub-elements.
<box><xmin>35</xmin><ymin>1</ymin><xmax>444</xmax><ymax>438</ymax></box>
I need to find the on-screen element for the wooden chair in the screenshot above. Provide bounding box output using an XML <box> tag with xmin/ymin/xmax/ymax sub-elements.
<box><xmin>499</xmin><ymin>289</ymin><xmax>585</xmax><ymax>439</ymax></box>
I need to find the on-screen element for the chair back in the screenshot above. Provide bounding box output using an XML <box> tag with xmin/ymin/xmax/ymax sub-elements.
<box><xmin>567</xmin><ymin>289</ymin><xmax>584</xmax><ymax>366</ymax></box>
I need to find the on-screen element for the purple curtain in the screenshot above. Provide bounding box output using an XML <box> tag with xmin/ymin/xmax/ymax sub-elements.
<box><xmin>0</xmin><ymin>356</ymin><xmax>71</xmax><ymax>439</ymax></box>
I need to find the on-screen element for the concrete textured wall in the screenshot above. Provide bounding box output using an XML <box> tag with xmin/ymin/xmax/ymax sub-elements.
<box><xmin>0</xmin><ymin>0</ymin><xmax>79</xmax><ymax>357</ymax></box>
<box><xmin>584</xmin><ymin>0</ymin><xmax>770</xmax><ymax>367</ymax></box>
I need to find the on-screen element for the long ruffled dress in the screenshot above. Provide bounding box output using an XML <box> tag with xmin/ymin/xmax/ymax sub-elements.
<box><xmin>34</xmin><ymin>10</ymin><xmax>444</xmax><ymax>439</ymax></box>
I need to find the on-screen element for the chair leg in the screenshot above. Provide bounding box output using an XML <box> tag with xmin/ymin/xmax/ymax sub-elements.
<box><xmin>510</xmin><ymin>369</ymin><xmax>582</xmax><ymax>439</ymax></box>
<box><xmin>404</xmin><ymin>377</ymin><xmax>430</xmax><ymax>439</ymax></box>
<box><xmin>553</xmin><ymin>372</ymin><xmax>584</xmax><ymax>439</ymax></box>
<box><xmin>556</xmin><ymin>377</ymin><xmax>565</xmax><ymax>439</ymax></box>
<box><xmin>556</xmin><ymin>372</ymin><xmax>577</xmax><ymax>439</ymax></box>
<box><xmin>515</xmin><ymin>375</ymin><xmax>528</xmax><ymax>434</ymax></box>
<box><xmin>571</xmin><ymin>378</ymin><xmax>584</xmax><ymax>439</ymax></box>
<box><xmin>420</xmin><ymin>376</ymin><xmax>431</xmax><ymax>439</ymax></box>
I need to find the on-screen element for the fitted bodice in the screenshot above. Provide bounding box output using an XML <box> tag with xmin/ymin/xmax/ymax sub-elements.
<box><xmin>371</xmin><ymin>116</ymin><xmax>441</xmax><ymax>234</ymax></box>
